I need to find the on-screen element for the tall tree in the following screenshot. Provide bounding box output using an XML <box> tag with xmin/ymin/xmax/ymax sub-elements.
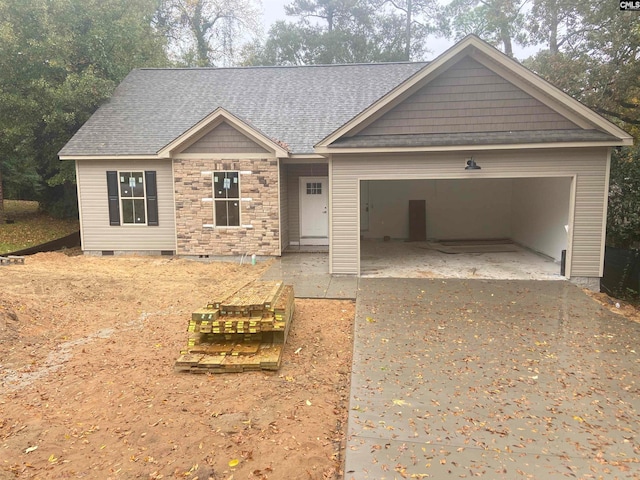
<box><xmin>440</xmin><ymin>0</ymin><xmax>528</xmax><ymax>57</ymax></box>
<box><xmin>156</xmin><ymin>0</ymin><xmax>262</xmax><ymax>66</ymax></box>
<box><xmin>381</xmin><ymin>0</ymin><xmax>442</xmax><ymax>60</ymax></box>
<box><xmin>522</xmin><ymin>1</ymin><xmax>640</xmax><ymax>249</ymax></box>
<box><xmin>244</xmin><ymin>0</ymin><xmax>432</xmax><ymax>65</ymax></box>
<box><xmin>608</xmin><ymin>147</ymin><xmax>640</xmax><ymax>250</ymax></box>
<box><xmin>0</xmin><ymin>0</ymin><xmax>168</xmax><ymax>217</ymax></box>
<box><xmin>524</xmin><ymin>2</ymin><xmax>640</xmax><ymax>130</ymax></box>
<box><xmin>526</xmin><ymin>0</ymin><xmax>583</xmax><ymax>55</ymax></box>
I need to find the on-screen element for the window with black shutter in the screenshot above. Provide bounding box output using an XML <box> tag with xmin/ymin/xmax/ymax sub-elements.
<box><xmin>106</xmin><ymin>170</ymin><xmax>158</xmax><ymax>226</ymax></box>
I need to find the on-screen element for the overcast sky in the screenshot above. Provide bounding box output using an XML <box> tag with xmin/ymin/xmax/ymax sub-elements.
<box><xmin>259</xmin><ymin>0</ymin><xmax>538</xmax><ymax>61</ymax></box>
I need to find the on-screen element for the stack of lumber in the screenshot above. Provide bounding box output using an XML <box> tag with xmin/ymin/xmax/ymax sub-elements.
<box><xmin>175</xmin><ymin>280</ymin><xmax>294</xmax><ymax>373</ymax></box>
<box><xmin>0</xmin><ymin>255</ymin><xmax>25</xmax><ymax>265</ymax></box>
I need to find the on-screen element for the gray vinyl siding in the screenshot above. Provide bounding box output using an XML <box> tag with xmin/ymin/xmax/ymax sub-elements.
<box><xmin>330</xmin><ymin>148</ymin><xmax>609</xmax><ymax>277</ymax></box>
<box><xmin>183</xmin><ymin>122</ymin><xmax>269</xmax><ymax>154</ymax></box>
<box><xmin>285</xmin><ymin>163</ymin><xmax>328</xmax><ymax>243</ymax></box>
<box><xmin>76</xmin><ymin>159</ymin><xmax>176</xmax><ymax>251</ymax></box>
<box><xmin>279</xmin><ymin>163</ymin><xmax>289</xmax><ymax>250</ymax></box>
<box><xmin>358</xmin><ymin>57</ymin><xmax>578</xmax><ymax>136</ymax></box>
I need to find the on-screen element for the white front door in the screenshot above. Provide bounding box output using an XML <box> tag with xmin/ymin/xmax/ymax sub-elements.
<box><xmin>299</xmin><ymin>176</ymin><xmax>328</xmax><ymax>245</ymax></box>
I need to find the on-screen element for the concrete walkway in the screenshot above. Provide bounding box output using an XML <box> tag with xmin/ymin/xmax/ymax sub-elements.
<box><xmin>346</xmin><ymin>278</ymin><xmax>640</xmax><ymax>479</ymax></box>
<box><xmin>260</xmin><ymin>253</ymin><xmax>358</xmax><ymax>299</ymax></box>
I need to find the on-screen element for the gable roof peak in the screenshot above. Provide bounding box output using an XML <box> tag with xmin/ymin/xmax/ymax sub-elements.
<box><xmin>316</xmin><ymin>35</ymin><xmax>632</xmax><ymax>149</ymax></box>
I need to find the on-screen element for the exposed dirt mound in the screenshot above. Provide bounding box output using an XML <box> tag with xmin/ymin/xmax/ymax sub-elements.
<box><xmin>0</xmin><ymin>254</ymin><xmax>354</xmax><ymax>479</ymax></box>
<box><xmin>0</xmin><ymin>300</ymin><xmax>19</xmax><ymax>340</ymax></box>
<box><xmin>586</xmin><ymin>290</ymin><xmax>640</xmax><ymax>324</ymax></box>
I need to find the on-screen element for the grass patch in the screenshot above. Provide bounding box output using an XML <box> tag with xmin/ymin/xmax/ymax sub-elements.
<box><xmin>1</xmin><ymin>200</ymin><xmax>79</xmax><ymax>254</ymax></box>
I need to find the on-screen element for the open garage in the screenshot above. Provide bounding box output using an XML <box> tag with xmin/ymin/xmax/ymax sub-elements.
<box><xmin>359</xmin><ymin>176</ymin><xmax>572</xmax><ymax>279</ymax></box>
<box><xmin>316</xmin><ymin>37</ymin><xmax>631</xmax><ymax>288</ymax></box>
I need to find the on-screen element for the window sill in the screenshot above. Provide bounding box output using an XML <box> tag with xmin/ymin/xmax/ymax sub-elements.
<box><xmin>203</xmin><ymin>224</ymin><xmax>253</xmax><ymax>229</ymax></box>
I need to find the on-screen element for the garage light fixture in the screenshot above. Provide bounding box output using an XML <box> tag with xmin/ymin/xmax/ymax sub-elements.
<box><xmin>465</xmin><ymin>158</ymin><xmax>481</xmax><ymax>170</ymax></box>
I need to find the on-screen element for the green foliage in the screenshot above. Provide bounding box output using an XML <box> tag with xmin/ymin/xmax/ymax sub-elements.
<box><xmin>524</xmin><ymin>2</ymin><xmax>640</xmax><ymax>132</ymax></box>
<box><xmin>243</xmin><ymin>0</ymin><xmax>439</xmax><ymax>65</ymax></box>
<box><xmin>0</xmin><ymin>0</ymin><xmax>169</xmax><ymax>217</ymax></box>
<box><xmin>607</xmin><ymin>147</ymin><xmax>640</xmax><ymax>250</ymax></box>
<box><xmin>441</xmin><ymin>0</ymin><xmax>528</xmax><ymax>57</ymax></box>
<box><xmin>155</xmin><ymin>0</ymin><xmax>262</xmax><ymax>67</ymax></box>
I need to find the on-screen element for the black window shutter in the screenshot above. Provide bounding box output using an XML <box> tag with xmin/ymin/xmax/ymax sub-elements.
<box><xmin>145</xmin><ymin>171</ymin><xmax>159</xmax><ymax>226</ymax></box>
<box><xmin>106</xmin><ymin>171</ymin><xmax>120</xmax><ymax>226</ymax></box>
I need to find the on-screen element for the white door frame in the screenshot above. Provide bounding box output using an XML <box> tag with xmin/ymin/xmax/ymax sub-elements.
<box><xmin>299</xmin><ymin>176</ymin><xmax>329</xmax><ymax>245</ymax></box>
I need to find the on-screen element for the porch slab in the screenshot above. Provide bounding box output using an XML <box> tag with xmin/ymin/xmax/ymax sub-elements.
<box><xmin>260</xmin><ymin>253</ymin><xmax>358</xmax><ymax>299</ymax></box>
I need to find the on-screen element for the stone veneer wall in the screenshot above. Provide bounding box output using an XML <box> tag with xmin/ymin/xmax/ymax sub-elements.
<box><xmin>174</xmin><ymin>158</ymin><xmax>280</xmax><ymax>256</ymax></box>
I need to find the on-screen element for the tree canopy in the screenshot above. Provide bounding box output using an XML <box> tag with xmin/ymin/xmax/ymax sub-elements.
<box><xmin>243</xmin><ymin>0</ymin><xmax>442</xmax><ymax>65</ymax></box>
<box><xmin>155</xmin><ymin>0</ymin><xmax>262</xmax><ymax>67</ymax></box>
<box><xmin>0</xmin><ymin>0</ymin><xmax>169</xmax><ymax>217</ymax></box>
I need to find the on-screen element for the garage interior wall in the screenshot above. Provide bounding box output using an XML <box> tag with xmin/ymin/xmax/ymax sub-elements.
<box><xmin>511</xmin><ymin>177</ymin><xmax>571</xmax><ymax>261</ymax></box>
<box><xmin>361</xmin><ymin>177</ymin><xmax>570</xmax><ymax>261</ymax></box>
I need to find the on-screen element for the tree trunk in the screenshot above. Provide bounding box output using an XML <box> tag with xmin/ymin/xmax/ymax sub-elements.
<box><xmin>0</xmin><ymin>168</ymin><xmax>5</xmax><ymax>224</ymax></box>
<box><xmin>405</xmin><ymin>0</ymin><xmax>412</xmax><ymax>60</ymax></box>
<box><xmin>193</xmin><ymin>1</ymin><xmax>211</xmax><ymax>66</ymax></box>
<box><xmin>501</xmin><ymin>25</ymin><xmax>513</xmax><ymax>57</ymax></box>
<box><xmin>548</xmin><ymin>2</ymin><xmax>558</xmax><ymax>54</ymax></box>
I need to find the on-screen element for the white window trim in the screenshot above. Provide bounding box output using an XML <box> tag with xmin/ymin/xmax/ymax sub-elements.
<box><xmin>118</xmin><ymin>170</ymin><xmax>147</xmax><ymax>226</ymax></box>
<box><xmin>212</xmin><ymin>171</ymin><xmax>242</xmax><ymax>228</ymax></box>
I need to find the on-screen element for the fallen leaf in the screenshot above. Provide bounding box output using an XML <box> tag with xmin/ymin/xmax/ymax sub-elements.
<box><xmin>228</xmin><ymin>458</ymin><xmax>239</xmax><ymax>467</ymax></box>
<box><xmin>24</xmin><ymin>446</ymin><xmax>38</xmax><ymax>454</ymax></box>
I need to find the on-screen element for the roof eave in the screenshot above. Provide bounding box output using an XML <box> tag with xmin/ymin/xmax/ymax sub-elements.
<box><xmin>315</xmin><ymin>139</ymin><xmax>631</xmax><ymax>155</ymax></box>
<box><xmin>59</xmin><ymin>154</ymin><xmax>160</xmax><ymax>161</ymax></box>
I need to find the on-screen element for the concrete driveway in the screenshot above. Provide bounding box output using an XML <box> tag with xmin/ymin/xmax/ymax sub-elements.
<box><xmin>345</xmin><ymin>279</ymin><xmax>640</xmax><ymax>479</ymax></box>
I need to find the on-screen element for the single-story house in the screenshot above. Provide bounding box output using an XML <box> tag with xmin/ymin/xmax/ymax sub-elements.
<box><xmin>59</xmin><ymin>35</ymin><xmax>632</xmax><ymax>288</ymax></box>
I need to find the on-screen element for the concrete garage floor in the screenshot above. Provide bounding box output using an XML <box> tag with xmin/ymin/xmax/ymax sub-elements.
<box><xmin>361</xmin><ymin>240</ymin><xmax>564</xmax><ymax>280</ymax></box>
<box><xmin>345</xmin><ymin>278</ymin><xmax>640</xmax><ymax>479</ymax></box>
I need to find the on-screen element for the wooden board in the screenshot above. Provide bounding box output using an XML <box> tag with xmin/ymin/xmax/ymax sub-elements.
<box><xmin>176</xmin><ymin>281</ymin><xmax>294</xmax><ymax>373</ymax></box>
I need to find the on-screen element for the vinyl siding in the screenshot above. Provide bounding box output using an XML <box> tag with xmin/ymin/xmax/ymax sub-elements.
<box><xmin>358</xmin><ymin>57</ymin><xmax>579</xmax><ymax>136</ymax></box>
<box><xmin>330</xmin><ymin>148</ymin><xmax>608</xmax><ymax>277</ymax></box>
<box><xmin>279</xmin><ymin>162</ymin><xmax>289</xmax><ymax>250</ymax></box>
<box><xmin>285</xmin><ymin>163</ymin><xmax>328</xmax><ymax>243</ymax></box>
<box><xmin>183</xmin><ymin>121</ymin><xmax>269</xmax><ymax>154</ymax></box>
<box><xmin>76</xmin><ymin>159</ymin><xmax>176</xmax><ymax>251</ymax></box>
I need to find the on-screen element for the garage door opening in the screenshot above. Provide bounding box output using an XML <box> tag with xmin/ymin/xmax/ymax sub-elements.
<box><xmin>359</xmin><ymin>177</ymin><xmax>572</xmax><ymax>279</ymax></box>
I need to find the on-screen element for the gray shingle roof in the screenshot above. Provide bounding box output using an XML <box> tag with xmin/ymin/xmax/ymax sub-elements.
<box><xmin>59</xmin><ymin>62</ymin><xmax>427</xmax><ymax>157</ymax></box>
<box><xmin>331</xmin><ymin>129</ymin><xmax>620</xmax><ymax>148</ymax></box>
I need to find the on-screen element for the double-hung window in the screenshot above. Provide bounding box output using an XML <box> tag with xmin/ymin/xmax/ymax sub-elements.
<box><xmin>213</xmin><ymin>171</ymin><xmax>240</xmax><ymax>227</ymax></box>
<box><xmin>106</xmin><ymin>170</ymin><xmax>158</xmax><ymax>226</ymax></box>
<box><xmin>120</xmin><ymin>171</ymin><xmax>146</xmax><ymax>224</ymax></box>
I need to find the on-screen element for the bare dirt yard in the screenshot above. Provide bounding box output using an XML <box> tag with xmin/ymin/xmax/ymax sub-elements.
<box><xmin>0</xmin><ymin>253</ymin><xmax>355</xmax><ymax>480</ymax></box>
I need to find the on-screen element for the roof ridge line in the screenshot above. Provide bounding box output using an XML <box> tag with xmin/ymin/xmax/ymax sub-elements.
<box><xmin>137</xmin><ymin>61</ymin><xmax>429</xmax><ymax>72</ymax></box>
